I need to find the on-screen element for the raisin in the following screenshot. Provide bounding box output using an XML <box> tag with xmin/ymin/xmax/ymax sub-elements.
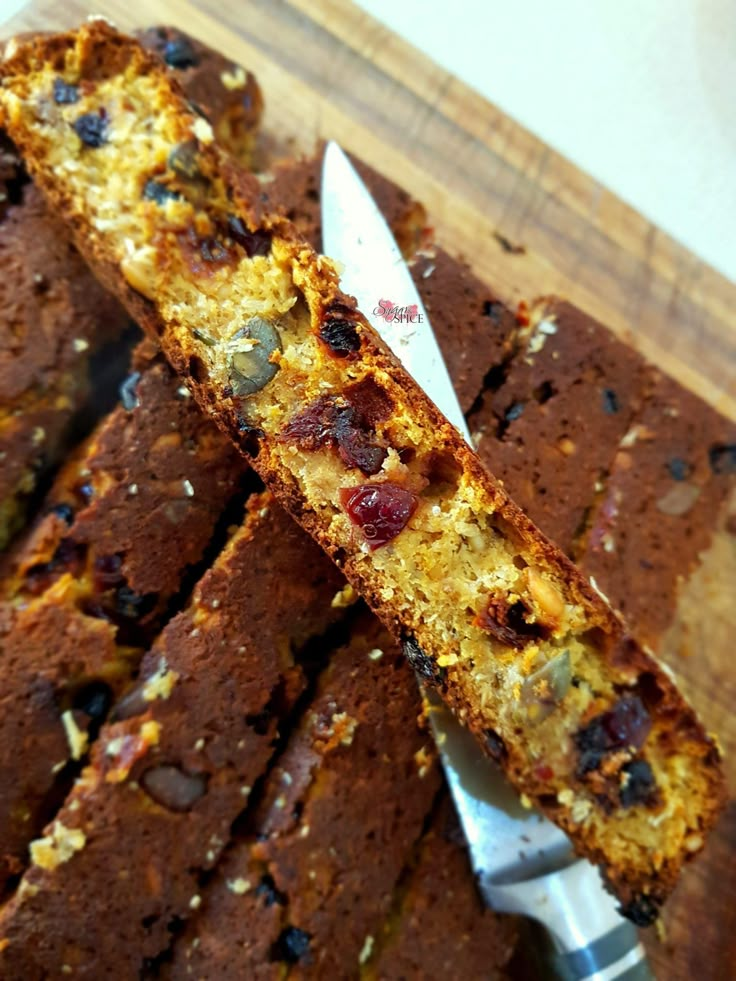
<box><xmin>226</xmin><ymin>215</ymin><xmax>271</xmax><ymax>257</ymax></box>
<box><xmin>319</xmin><ymin>318</ymin><xmax>361</xmax><ymax>357</ymax></box>
<box><xmin>119</xmin><ymin>371</ymin><xmax>141</xmax><ymax>411</ymax></box>
<box><xmin>602</xmin><ymin>388</ymin><xmax>620</xmax><ymax>414</ymax></box>
<box><xmin>73</xmin><ymin>681</ymin><xmax>113</xmax><ymax>723</ymax></box>
<box><xmin>340</xmin><ymin>482</ymin><xmax>418</xmax><ymax>549</ymax></box>
<box><xmin>575</xmin><ymin>696</ymin><xmax>651</xmax><ymax>776</ymax></box>
<box><xmin>619</xmin><ymin>758</ymin><xmax>658</xmax><ymax>808</ymax></box>
<box><xmin>52</xmin><ymin>77</ymin><xmax>79</xmax><ymax>104</ymax></box>
<box><xmin>163</xmin><ymin>36</ymin><xmax>199</xmax><ymax>69</ymax></box>
<box><xmin>48</xmin><ymin>502</ymin><xmax>75</xmax><ymax>525</ymax></box>
<box><xmin>271</xmin><ymin>927</ymin><xmax>311</xmax><ymax>964</ymax></box>
<box><xmin>482</xmin><ymin>300</ymin><xmax>504</xmax><ymax>322</ymax></box>
<box><xmin>93</xmin><ymin>554</ymin><xmax>124</xmax><ymax>591</ymax></box>
<box><xmin>115</xmin><ymin>585</ymin><xmax>156</xmax><ymax>621</ymax></box>
<box><xmin>168</xmin><ymin>140</ymin><xmax>200</xmax><ymax>179</ymax></box>
<box><xmin>483</xmin><ymin>728</ymin><xmax>507</xmax><ymax>762</ymax></box>
<box><xmin>504</xmin><ymin>402</ymin><xmax>525</xmax><ymax>422</ymax></box>
<box><xmin>255</xmin><ymin>874</ymin><xmax>287</xmax><ymax>907</ymax></box>
<box><xmin>402</xmin><ymin>636</ymin><xmax>441</xmax><ymax>682</ymax></box>
<box><xmin>618</xmin><ymin>894</ymin><xmax>659</xmax><ymax>928</ymax></box>
<box><xmin>72</xmin><ymin>110</ymin><xmax>108</xmax><ymax>148</ymax></box>
<box><xmin>667</xmin><ymin>457</ymin><xmax>692</xmax><ymax>481</ymax></box>
<box><xmin>475</xmin><ymin>596</ymin><xmax>547</xmax><ymax>650</ymax></box>
<box><xmin>24</xmin><ymin>539</ymin><xmax>87</xmax><ymax>595</ymax></box>
<box><xmin>709</xmin><ymin>443</ymin><xmax>736</xmax><ymax>475</ymax></box>
<box><xmin>141</xmin><ymin>765</ymin><xmax>207</xmax><ymax>812</ymax></box>
<box><xmin>143</xmin><ymin>179</ymin><xmax>180</xmax><ymax>205</ymax></box>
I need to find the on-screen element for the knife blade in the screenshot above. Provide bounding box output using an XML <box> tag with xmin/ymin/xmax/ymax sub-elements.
<box><xmin>321</xmin><ymin>141</ymin><xmax>652</xmax><ymax>980</ymax></box>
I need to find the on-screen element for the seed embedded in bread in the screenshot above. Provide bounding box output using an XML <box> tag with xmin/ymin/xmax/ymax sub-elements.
<box><xmin>0</xmin><ymin>21</ymin><xmax>726</xmax><ymax>921</ymax></box>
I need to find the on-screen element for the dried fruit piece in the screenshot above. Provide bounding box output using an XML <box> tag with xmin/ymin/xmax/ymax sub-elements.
<box><xmin>72</xmin><ymin>110</ymin><xmax>107</xmax><ymax>148</ymax></box>
<box><xmin>319</xmin><ymin>317</ymin><xmax>361</xmax><ymax>357</ymax></box>
<box><xmin>575</xmin><ymin>696</ymin><xmax>651</xmax><ymax>776</ymax></box>
<box><xmin>282</xmin><ymin>396</ymin><xmax>388</xmax><ymax>476</ymax></box>
<box><xmin>163</xmin><ymin>36</ymin><xmax>199</xmax><ymax>69</ymax></box>
<box><xmin>52</xmin><ymin>77</ymin><xmax>79</xmax><ymax>104</ymax></box>
<box><xmin>229</xmin><ymin>317</ymin><xmax>283</xmax><ymax>396</ymax></box>
<box><xmin>142</xmin><ymin>179</ymin><xmax>180</xmax><ymax>205</ymax></box>
<box><xmin>226</xmin><ymin>215</ymin><xmax>271</xmax><ymax>257</ymax></box>
<box><xmin>708</xmin><ymin>443</ymin><xmax>736</xmax><ymax>475</ymax></box>
<box><xmin>272</xmin><ymin>926</ymin><xmax>311</xmax><ymax>964</ymax></box>
<box><xmin>141</xmin><ymin>765</ymin><xmax>207</xmax><ymax>812</ymax></box>
<box><xmin>340</xmin><ymin>483</ymin><xmax>418</xmax><ymax>549</ymax></box>
<box><xmin>475</xmin><ymin>595</ymin><xmax>547</xmax><ymax>649</ymax></box>
<box><xmin>521</xmin><ymin>650</ymin><xmax>571</xmax><ymax>725</ymax></box>
<box><xmin>620</xmin><ymin>758</ymin><xmax>658</xmax><ymax>808</ymax></box>
<box><xmin>168</xmin><ymin>140</ymin><xmax>200</xmax><ymax>180</ymax></box>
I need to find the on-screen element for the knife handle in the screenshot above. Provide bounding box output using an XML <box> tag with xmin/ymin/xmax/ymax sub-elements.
<box><xmin>484</xmin><ymin>860</ymin><xmax>654</xmax><ymax>980</ymax></box>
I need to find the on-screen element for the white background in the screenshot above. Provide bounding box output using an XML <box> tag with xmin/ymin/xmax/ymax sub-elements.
<box><xmin>1</xmin><ymin>0</ymin><xmax>734</xmax><ymax>283</ymax></box>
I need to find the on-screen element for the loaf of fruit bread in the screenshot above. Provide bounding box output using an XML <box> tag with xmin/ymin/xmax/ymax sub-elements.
<box><xmin>0</xmin><ymin>25</ymin><xmax>260</xmax><ymax>551</ymax></box>
<box><xmin>0</xmin><ymin>127</ymin><xmax>129</xmax><ymax>550</ymax></box>
<box><xmin>0</xmin><ymin>492</ymin><xmax>349</xmax><ymax>977</ymax></box>
<box><xmin>0</xmin><ymin>22</ymin><xmax>725</xmax><ymax>919</ymax></box>
<box><xmin>470</xmin><ymin>297</ymin><xmax>736</xmax><ymax>650</ymax></box>
<box><xmin>265</xmin><ymin>150</ymin><xmax>517</xmax><ymax>414</ymax></box>
<box><xmin>169</xmin><ymin>617</ymin><xmax>445</xmax><ymax>980</ymax></box>
<box><xmin>0</xmin><ymin>352</ymin><xmax>246</xmax><ymax>890</ymax></box>
<box><xmin>363</xmin><ymin>795</ymin><xmax>519</xmax><ymax>980</ymax></box>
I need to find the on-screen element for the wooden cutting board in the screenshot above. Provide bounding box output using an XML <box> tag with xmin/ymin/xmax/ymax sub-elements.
<box><xmin>2</xmin><ymin>1</ymin><xmax>735</xmax><ymax>978</ymax></box>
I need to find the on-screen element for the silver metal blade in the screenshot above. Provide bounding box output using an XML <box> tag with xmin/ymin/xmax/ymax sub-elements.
<box><xmin>321</xmin><ymin>141</ymin><xmax>573</xmax><ymax>887</ymax></box>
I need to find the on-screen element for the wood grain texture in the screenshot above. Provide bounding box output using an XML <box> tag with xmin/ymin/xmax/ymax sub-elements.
<box><xmin>1</xmin><ymin>1</ymin><xmax>734</xmax><ymax>978</ymax></box>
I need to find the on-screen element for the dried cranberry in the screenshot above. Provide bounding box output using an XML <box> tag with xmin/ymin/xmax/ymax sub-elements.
<box><xmin>340</xmin><ymin>482</ymin><xmax>417</xmax><ymax>549</ymax></box>
<box><xmin>271</xmin><ymin>926</ymin><xmax>311</xmax><ymax>964</ymax></box>
<box><xmin>93</xmin><ymin>554</ymin><xmax>124</xmax><ymax>591</ymax></box>
<box><xmin>226</xmin><ymin>215</ymin><xmax>271</xmax><ymax>257</ymax></box>
<box><xmin>602</xmin><ymin>389</ymin><xmax>620</xmax><ymax>414</ymax></box>
<box><xmin>667</xmin><ymin>457</ymin><xmax>692</xmax><ymax>481</ymax></box>
<box><xmin>319</xmin><ymin>318</ymin><xmax>361</xmax><ymax>357</ymax></box>
<box><xmin>163</xmin><ymin>36</ymin><xmax>199</xmax><ymax>69</ymax></box>
<box><xmin>283</xmin><ymin>396</ymin><xmax>387</xmax><ymax>476</ymax></box>
<box><xmin>72</xmin><ymin>110</ymin><xmax>108</xmax><ymax>148</ymax></box>
<box><xmin>53</xmin><ymin>77</ymin><xmax>79</xmax><ymax>104</ymax></box>
<box><xmin>575</xmin><ymin>696</ymin><xmax>651</xmax><ymax>775</ymax></box>
<box><xmin>143</xmin><ymin>179</ymin><xmax>180</xmax><ymax>205</ymax></box>
<box><xmin>619</xmin><ymin>758</ymin><xmax>658</xmax><ymax>808</ymax></box>
<box><xmin>141</xmin><ymin>765</ymin><xmax>207</xmax><ymax>811</ymax></box>
<box><xmin>709</xmin><ymin>443</ymin><xmax>736</xmax><ymax>475</ymax></box>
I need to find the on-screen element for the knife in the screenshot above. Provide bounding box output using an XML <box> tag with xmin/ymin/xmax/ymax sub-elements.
<box><xmin>321</xmin><ymin>141</ymin><xmax>653</xmax><ymax>981</ymax></box>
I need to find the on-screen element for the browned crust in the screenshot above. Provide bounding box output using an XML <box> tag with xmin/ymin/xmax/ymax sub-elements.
<box><xmin>0</xmin><ymin>22</ymin><xmax>726</xmax><ymax>916</ymax></box>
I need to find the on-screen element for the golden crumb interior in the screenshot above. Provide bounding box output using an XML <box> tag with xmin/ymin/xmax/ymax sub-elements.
<box><xmin>0</xmin><ymin>24</ymin><xmax>723</xmax><ymax>913</ymax></box>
